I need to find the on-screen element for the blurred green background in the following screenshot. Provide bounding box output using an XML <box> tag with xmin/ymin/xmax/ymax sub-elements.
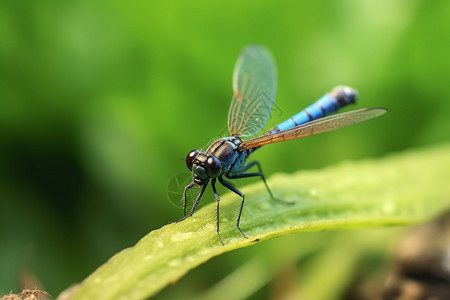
<box><xmin>1</xmin><ymin>0</ymin><xmax>449</xmax><ymax>298</ymax></box>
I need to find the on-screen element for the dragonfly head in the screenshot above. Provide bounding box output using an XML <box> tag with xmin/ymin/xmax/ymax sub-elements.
<box><xmin>186</xmin><ymin>149</ymin><xmax>222</xmax><ymax>185</ymax></box>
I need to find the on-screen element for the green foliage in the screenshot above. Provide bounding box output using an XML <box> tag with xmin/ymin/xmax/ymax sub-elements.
<box><xmin>70</xmin><ymin>144</ymin><xmax>450</xmax><ymax>299</ymax></box>
<box><xmin>1</xmin><ymin>0</ymin><xmax>450</xmax><ymax>297</ymax></box>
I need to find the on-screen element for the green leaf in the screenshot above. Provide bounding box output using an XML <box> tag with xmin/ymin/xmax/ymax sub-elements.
<box><xmin>68</xmin><ymin>144</ymin><xmax>450</xmax><ymax>299</ymax></box>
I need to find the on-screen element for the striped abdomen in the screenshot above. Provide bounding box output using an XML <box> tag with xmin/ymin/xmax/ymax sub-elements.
<box><xmin>269</xmin><ymin>86</ymin><xmax>357</xmax><ymax>134</ymax></box>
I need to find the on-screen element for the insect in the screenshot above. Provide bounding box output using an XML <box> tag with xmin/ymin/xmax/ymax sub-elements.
<box><xmin>178</xmin><ymin>45</ymin><xmax>387</xmax><ymax>244</ymax></box>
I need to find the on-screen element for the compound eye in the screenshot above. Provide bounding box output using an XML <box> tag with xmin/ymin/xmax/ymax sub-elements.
<box><xmin>186</xmin><ymin>150</ymin><xmax>199</xmax><ymax>171</ymax></box>
<box><xmin>206</xmin><ymin>156</ymin><xmax>222</xmax><ymax>178</ymax></box>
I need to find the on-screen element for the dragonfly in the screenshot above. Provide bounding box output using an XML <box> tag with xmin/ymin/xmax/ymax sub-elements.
<box><xmin>178</xmin><ymin>45</ymin><xmax>387</xmax><ymax>245</ymax></box>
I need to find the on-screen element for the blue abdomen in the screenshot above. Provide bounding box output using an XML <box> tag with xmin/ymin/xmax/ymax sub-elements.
<box><xmin>273</xmin><ymin>86</ymin><xmax>357</xmax><ymax>132</ymax></box>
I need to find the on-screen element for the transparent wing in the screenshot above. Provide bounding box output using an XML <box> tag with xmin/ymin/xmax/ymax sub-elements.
<box><xmin>228</xmin><ymin>45</ymin><xmax>277</xmax><ymax>137</ymax></box>
<box><xmin>240</xmin><ymin>108</ymin><xmax>387</xmax><ymax>150</ymax></box>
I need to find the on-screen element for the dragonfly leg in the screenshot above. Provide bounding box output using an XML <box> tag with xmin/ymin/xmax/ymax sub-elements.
<box><xmin>227</xmin><ymin>161</ymin><xmax>294</xmax><ymax>204</ymax></box>
<box><xmin>211</xmin><ymin>179</ymin><xmax>224</xmax><ymax>245</ymax></box>
<box><xmin>182</xmin><ymin>182</ymin><xmax>195</xmax><ymax>217</ymax></box>
<box><xmin>218</xmin><ymin>177</ymin><xmax>248</xmax><ymax>239</ymax></box>
<box><xmin>177</xmin><ymin>182</ymin><xmax>208</xmax><ymax>223</ymax></box>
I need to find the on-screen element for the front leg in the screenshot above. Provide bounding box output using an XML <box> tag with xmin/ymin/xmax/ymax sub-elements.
<box><xmin>182</xmin><ymin>181</ymin><xmax>195</xmax><ymax>217</ymax></box>
<box><xmin>177</xmin><ymin>182</ymin><xmax>208</xmax><ymax>223</ymax></box>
